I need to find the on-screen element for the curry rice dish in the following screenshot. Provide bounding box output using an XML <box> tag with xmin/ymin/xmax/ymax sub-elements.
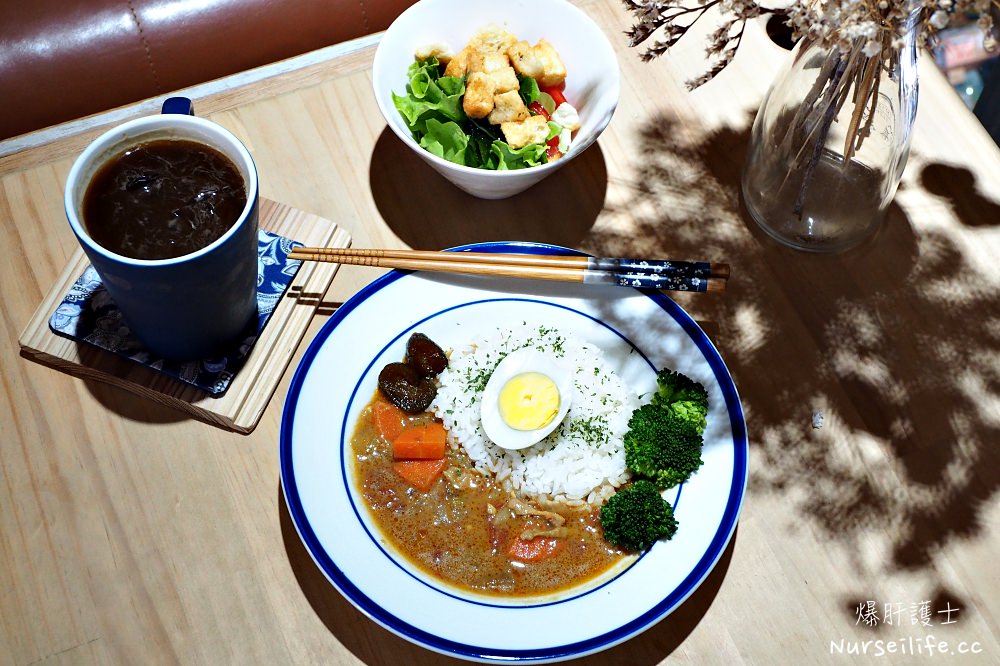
<box><xmin>350</xmin><ymin>325</ymin><xmax>644</xmax><ymax>597</ymax></box>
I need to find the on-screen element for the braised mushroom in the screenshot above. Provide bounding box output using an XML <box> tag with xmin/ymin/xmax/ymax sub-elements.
<box><xmin>378</xmin><ymin>362</ymin><xmax>437</xmax><ymax>413</ymax></box>
<box><xmin>406</xmin><ymin>332</ymin><xmax>448</xmax><ymax>377</ymax></box>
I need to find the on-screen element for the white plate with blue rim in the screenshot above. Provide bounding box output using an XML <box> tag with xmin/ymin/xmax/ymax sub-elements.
<box><xmin>280</xmin><ymin>241</ymin><xmax>748</xmax><ymax>662</ymax></box>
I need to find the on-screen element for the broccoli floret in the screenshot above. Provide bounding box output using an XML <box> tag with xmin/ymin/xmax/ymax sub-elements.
<box><xmin>667</xmin><ymin>400</ymin><xmax>707</xmax><ymax>434</ymax></box>
<box><xmin>652</xmin><ymin>369</ymin><xmax>708</xmax><ymax>434</ymax></box>
<box><xmin>600</xmin><ymin>480</ymin><xmax>678</xmax><ymax>551</ymax></box>
<box><xmin>624</xmin><ymin>403</ymin><xmax>703</xmax><ymax>488</ymax></box>
<box><xmin>653</xmin><ymin>369</ymin><xmax>707</xmax><ymax>407</ymax></box>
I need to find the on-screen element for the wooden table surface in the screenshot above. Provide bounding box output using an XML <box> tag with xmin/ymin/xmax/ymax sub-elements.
<box><xmin>3</xmin><ymin>1</ymin><xmax>1000</xmax><ymax>663</ymax></box>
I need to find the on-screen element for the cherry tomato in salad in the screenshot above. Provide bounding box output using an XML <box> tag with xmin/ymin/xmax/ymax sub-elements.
<box><xmin>538</xmin><ymin>85</ymin><xmax>568</xmax><ymax>160</ymax></box>
<box><xmin>541</xmin><ymin>85</ymin><xmax>567</xmax><ymax>108</ymax></box>
<box><xmin>546</xmin><ymin>135</ymin><xmax>561</xmax><ymax>160</ymax></box>
<box><xmin>528</xmin><ymin>101</ymin><xmax>550</xmax><ymax>120</ymax></box>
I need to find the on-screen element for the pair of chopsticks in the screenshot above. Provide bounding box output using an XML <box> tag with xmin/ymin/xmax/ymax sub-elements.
<box><xmin>287</xmin><ymin>247</ymin><xmax>730</xmax><ymax>293</ymax></box>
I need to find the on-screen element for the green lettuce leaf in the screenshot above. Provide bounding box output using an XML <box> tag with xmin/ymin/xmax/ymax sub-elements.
<box><xmin>546</xmin><ymin>121</ymin><xmax>563</xmax><ymax>141</ymax></box>
<box><xmin>437</xmin><ymin>75</ymin><xmax>466</xmax><ymax>97</ymax></box>
<box><xmin>491</xmin><ymin>140</ymin><xmax>548</xmax><ymax>170</ymax></box>
<box><xmin>518</xmin><ymin>75</ymin><xmax>541</xmax><ymax>106</ymax></box>
<box><xmin>392</xmin><ymin>57</ymin><xmax>467</xmax><ymax>136</ymax></box>
<box><xmin>418</xmin><ymin>119</ymin><xmax>469</xmax><ymax>165</ymax></box>
<box><xmin>406</xmin><ymin>58</ymin><xmax>437</xmax><ymax>98</ymax></box>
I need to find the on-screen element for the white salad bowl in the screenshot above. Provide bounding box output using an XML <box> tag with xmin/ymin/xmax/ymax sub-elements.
<box><xmin>371</xmin><ymin>0</ymin><xmax>620</xmax><ymax>199</ymax></box>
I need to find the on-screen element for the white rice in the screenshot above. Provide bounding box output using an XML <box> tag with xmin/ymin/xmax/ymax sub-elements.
<box><xmin>431</xmin><ymin>325</ymin><xmax>636</xmax><ymax>507</ymax></box>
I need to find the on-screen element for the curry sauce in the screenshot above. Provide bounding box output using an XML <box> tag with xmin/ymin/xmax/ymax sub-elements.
<box><xmin>350</xmin><ymin>394</ymin><xmax>626</xmax><ymax>597</ymax></box>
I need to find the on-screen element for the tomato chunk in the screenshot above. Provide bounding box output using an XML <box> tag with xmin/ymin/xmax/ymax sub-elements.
<box><xmin>529</xmin><ymin>101</ymin><xmax>550</xmax><ymax>120</ymax></box>
<box><xmin>546</xmin><ymin>136</ymin><xmax>561</xmax><ymax>160</ymax></box>
<box><xmin>541</xmin><ymin>85</ymin><xmax>567</xmax><ymax>108</ymax></box>
<box><xmin>508</xmin><ymin>537</ymin><xmax>564</xmax><ymax>562</ymax></box>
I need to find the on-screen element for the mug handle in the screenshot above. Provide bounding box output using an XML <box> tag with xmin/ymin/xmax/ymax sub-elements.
<box><xmin>161</xmin><ymin>97</ymin><xmax>194</xmax><ymax>115</ymax></box>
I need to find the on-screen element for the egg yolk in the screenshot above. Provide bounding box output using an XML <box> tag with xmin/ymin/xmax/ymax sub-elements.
<box><xmin>498</xmin><ymin>372</ymin><xmax>561</xmax><ymax>431</ymax></box>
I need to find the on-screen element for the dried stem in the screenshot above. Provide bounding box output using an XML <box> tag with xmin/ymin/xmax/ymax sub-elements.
<box><xmin>793</xmin><ymin>56</ymin><xmax>849</xmax><ymax>218</ymax></box>
<box><xmin>776</xmin><ymin>54</ymin><xmax>840</xmax><ymax>158</ymax></box>
<box><xmin>843</xmin><ymin>53</ymin><xmax>879</xmax><ymax>161</ymax></box>
<box><xmin>854</xmin><ymin>51</ymin><xmax>884</xmax><ymax>154</ymax></box>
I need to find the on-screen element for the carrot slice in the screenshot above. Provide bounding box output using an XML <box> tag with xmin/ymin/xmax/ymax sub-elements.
<box><xmin>371</xmin><ymin>399</ymin><xmax>408</xmax><ymax>442</ymax></box>
<box><xmin>508</xmin><ymin>537</ymin><xmax>564</xmax><ymax>562</ymax></box>
<box><xmin>392</xmin><ymin>423</ymin><xmax>447</xmax><ymax>460</ymax></box>
<box><xmin>392</xmin><ymin>459</ymin><xmax>447</xmax><ymax>491</ymax></box>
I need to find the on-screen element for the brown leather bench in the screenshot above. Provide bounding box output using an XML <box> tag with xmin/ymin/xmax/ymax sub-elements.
<box><xmin>0</xmin><ymin>0</ymin><xmax>416</xmax><ymax>140</ymax></box>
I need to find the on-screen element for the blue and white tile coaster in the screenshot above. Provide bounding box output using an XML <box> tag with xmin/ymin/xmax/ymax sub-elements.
<box><xmin>49</xmin><ymin>229</ymin><xmax>303</xmax><ymax>397</ymax></box>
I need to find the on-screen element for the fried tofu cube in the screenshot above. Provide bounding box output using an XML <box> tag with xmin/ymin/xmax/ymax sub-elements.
<box><xmin>470</xmin><ymin>25</ymin><xmax>517</xmax><ymax>55</ymax></box>
<box><xmin>533</xmin><ymin>39</ymin><xmax>567</xmax><ymax>87</ymax></box>
<box><xmin>469</xmin><ymin>49</ymin><xmax>510</xmax><ymax>75</ymax></box>
<box><xmin>507</xmin><ymin>40</ymin><xmax>544</xmax><ymax>80</ymax></box>
<box><xmin>508</xmin><ymin>39</ymin><xmax>568</xmax><ymax>87</ymax></box>
<box><xmin>488</xmin><ymin>66</ymin><xmax>519</xmax><ymax>94</ymax></box>
<box><xmin>488</xmin><ymin>90</ymin><xmax>530</xmax><ymax>125</ymax></box>
<box><xmin>444</xmin><ymin>46</ymin><xmax>473</xmax><ymax>78</ymax></box>
<box><xmin>463</xmin><ymin>72</ymin><xmax>497</xmax><ymax>119</ymax></box>
<box><xmin>500</xmin><ymin>115</ymin><xmax>550</xmax><ymax>149</ymax></box>
<box><xmin>414</xmin><ymin>42</ymin><xmax>455</xmax><ymax>65</ymax></box>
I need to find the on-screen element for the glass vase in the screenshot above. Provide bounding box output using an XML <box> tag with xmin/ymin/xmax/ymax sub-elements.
<box><xmin>741</xmin><ymin>10</ymin><xmax>921</xmax><ymax>252</ymax></box>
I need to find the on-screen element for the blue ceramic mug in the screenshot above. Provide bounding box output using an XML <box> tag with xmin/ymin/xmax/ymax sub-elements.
<box><xmin>64</xmin><ymin>98</ymin><xmax>259</xmax><ymax>360</ymax></box>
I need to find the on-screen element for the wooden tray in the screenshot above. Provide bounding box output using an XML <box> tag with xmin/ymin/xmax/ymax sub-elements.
<box><xmin>18</xmin><ymin>199</ymin><xmax>351</xmax><ymax>434</ymax></box>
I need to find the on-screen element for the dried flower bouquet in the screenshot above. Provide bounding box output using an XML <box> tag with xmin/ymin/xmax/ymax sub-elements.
<box><xmin>624</xmin><ymin>0</ymin><xmax>997</xmax><ymax>89</ymax></box>
<box><xmin>625</xmin><ymin>0</ymin><xmax>997</xmax><ymax>243</ymax></box>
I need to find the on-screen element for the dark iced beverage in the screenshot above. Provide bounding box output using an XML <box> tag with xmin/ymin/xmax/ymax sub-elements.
<box><xmin>82</xmin><ymin>139</ymin><xmax>247</xmax><ymax>260</ymax></box>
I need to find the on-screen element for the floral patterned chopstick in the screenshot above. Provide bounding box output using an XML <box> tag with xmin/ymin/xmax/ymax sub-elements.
<box><xmin>287</xmin><ymin>248</ymin><xmax>729</xmax><ymax>293</ymax></box>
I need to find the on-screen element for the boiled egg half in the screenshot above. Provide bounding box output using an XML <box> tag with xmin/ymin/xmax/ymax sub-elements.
<box><xmin>480</xmin><ymin>347</ymin><xmax>573</xmax><ymax>450</ymax></box>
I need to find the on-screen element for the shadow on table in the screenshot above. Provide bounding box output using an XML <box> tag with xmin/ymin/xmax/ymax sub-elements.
<box><xmin>589</xmin><ymin>111</ymin><xmax>1000</xmax><ymax>582</ymax></box>
<box><xmin>369</xmin><ymin>128</ymin><xmax>606</xmax><ymax>250</ymax></box>
<box><xmin>80</xmin><ymin>377</ymin><xmax>189</xmax><ymax>425</ymax></box>
<box><xmin>60</xmin><ymin>338</ymin><xmax>189</xmax><ymax>426</ymax></box>
<box><xmin>279</xmin><ymin>482</ymin><xmax>738</xmax><ymax>665</ymax></box>
<box><xmin>920</xmin><ymin>163</ymin><xmax>1000</xmax><ymax>228</ymax></box>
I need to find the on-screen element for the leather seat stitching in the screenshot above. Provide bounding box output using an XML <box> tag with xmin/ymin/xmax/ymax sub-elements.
<box><xmin>126</xmin><ymin>0</ymin><xmax>162</xmax><ymax>92</ymax></box>
<box><xmin>358</xmin><ymin>0</ymin><xmax>370</xmax><ymax>33</ymax></box>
